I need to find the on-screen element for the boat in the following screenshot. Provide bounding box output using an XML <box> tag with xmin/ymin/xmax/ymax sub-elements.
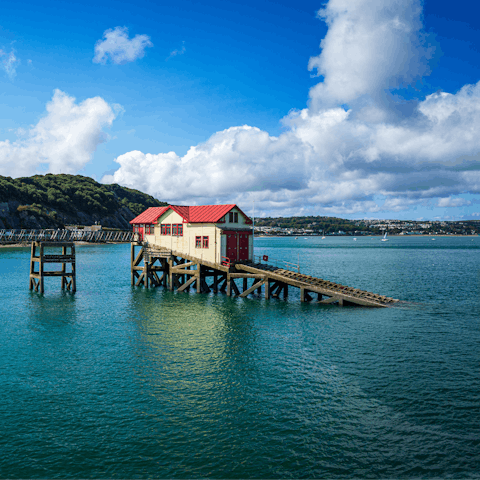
<box><xmin>381</xmin><ymin>232</ymin><xmax>389</xmax><ymax>242</ymax></box>
<box><xmin>353</xmin><ymin>238</ymin><xmax>357</xmax><ymax>241</ymax></box>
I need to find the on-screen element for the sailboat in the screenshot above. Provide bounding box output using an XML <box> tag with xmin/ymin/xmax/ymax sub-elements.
<box><xmin>322</xmin><ymin>229</ymin><xmax>326</xmax><ymax>239</ymax></box>
<box><xmin>381</xmin><ymin>232</ymin><xmax>389</xmax><ymax>242</ymax></box>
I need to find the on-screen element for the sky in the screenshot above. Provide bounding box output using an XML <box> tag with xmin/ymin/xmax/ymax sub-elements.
<box><xmin>1</xmin><ymin>0</ymin><xmax>480</xmax><ymax>220</ymax></box>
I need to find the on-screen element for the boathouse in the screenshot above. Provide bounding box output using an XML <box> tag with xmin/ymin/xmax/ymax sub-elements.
<box><xmin>130</xmin><ymin>204</ymin><xmax>253</xmax><ymax>263</ymax></box>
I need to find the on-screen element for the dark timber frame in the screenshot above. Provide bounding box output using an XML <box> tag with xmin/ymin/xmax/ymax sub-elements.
<box><xmin>131</xmin><ymin>242</ymin><xmax>398</xmax><ymax>307</ymax></box>
<box><xmin>29</xmin><ymin>242</ymin><xmax>76</xmax><ymax>294</ymax></box>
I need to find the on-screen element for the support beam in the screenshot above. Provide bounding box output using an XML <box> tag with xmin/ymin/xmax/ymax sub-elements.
<box><xmin>177</xmin><ymin>275</ymin><xmax>197</xmax><ymax>292</ymax></box>
<box><xmin>318</xmin><ymin>296</ymin><xmax>339</xmax><ymax>304</ymax></box>
<box><xmin>231</xmin><ymin>279</ymin><xmax>240</xmax><ymax>296</ymax></box>
<box><xmin>240</xmin><ymin>278</ymin><xmax>266</xmax><ymax>297</ymax></box>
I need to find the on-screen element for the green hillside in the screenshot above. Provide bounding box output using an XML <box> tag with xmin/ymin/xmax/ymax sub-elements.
<box><xmin>0</xmin><ymin>174</ymin><xmax>167</xmax><ymax>229</ymax></box>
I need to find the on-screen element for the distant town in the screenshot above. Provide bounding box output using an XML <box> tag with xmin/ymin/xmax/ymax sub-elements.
<box><xmin>254</xmin><ymin>217</ymin><xmax>480</xmax><ymax>236</ymax></box>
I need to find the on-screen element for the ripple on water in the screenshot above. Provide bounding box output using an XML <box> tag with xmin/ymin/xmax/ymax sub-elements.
<box><xmin>0</xmin><ymin>240</ymin><xmax>479</xmax><ymax>478</ymax></box>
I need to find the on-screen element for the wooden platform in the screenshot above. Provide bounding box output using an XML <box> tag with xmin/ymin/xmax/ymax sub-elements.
<box><xmin>29</xmin><ymin>242</ymin><xmax>76</xmax><ymax>294</ymax></box>
<box><xmin>131</xmin><ymin>243</ymin><xmax>398</xmax><ymax>307</ymax></box>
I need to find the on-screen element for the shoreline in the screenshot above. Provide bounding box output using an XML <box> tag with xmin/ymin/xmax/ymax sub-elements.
<box><xmin>256</xmin><ymin>234</ymin><xmax>479</xmax><ymax>238</ymax></box>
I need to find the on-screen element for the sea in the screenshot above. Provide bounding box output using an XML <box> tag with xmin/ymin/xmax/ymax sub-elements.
<box><xmin>0</xmin><ymin>236</ymin><xmax>479</xmax><ymax>478</ymax></box>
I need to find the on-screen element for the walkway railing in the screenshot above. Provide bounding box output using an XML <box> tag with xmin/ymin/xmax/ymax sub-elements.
<box><xmin>253</xmin><ymin>254</ymin><xmax>300</xmax><ymax>273</ymax></box>
<box><xmin>0</xmin><ymin>229</ymin><xmax>137</xmax><ymax>244</ymax></box>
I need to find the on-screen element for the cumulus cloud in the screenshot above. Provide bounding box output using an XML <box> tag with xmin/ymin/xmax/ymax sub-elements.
<box><xmin>307</xmin><ymin>0</ymin><xmax>429</xmax><ymax>110</ymax></box>
<box><xmin>93</xmin><ymin>26</ymin><xmax>153</xmax><ymax>65</ymax></box>
<box><xmin>103</xmin><ymin>0</ymin><xmax>480</xmax><ymax>216</ymax></box>
<box><xmin>0</xmin><ymin>90</ymin><xmax>120</xmax><ymax>177</ymax></box>
<box><xmin>0</xmin><ymin>48</ymin><xmax>20</xmax><ymax>80</ymax></box>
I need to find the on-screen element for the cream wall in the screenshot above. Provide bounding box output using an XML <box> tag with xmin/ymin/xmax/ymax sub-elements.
<box><xmin>220</xmin><ymin>206</ymin><xmax>251</xmax><ymax>229</ymax></box>
<box><xmin>146</xmin><ymin>209</ymin><xmax>222</xmax><ymax>264</ymax></box>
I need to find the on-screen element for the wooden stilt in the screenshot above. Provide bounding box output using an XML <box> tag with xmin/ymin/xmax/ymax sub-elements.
<box><xmin>231</xmin><ymin>279</ymin><xmax>240</xmax><ymax>296</ymax></box>
<box><xmin>197</xmin><ymin>265</ymin><xmax>201</xmax><ymax>293</ymax></box>
<box><xmin>168</xmin><ymin>257</ymin><xmax>174</xmax><ymax>291</ymax></box>
<box><xmin>29</xmin><ymin>242</ymin><xmax>75</xmax><ymax>294</ymax></box>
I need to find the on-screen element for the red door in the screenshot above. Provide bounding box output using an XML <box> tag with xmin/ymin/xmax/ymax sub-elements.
<box><xmin>138</xmin><ymin>227</ymin><xmax>144</xmax><ymax>241</ymax></box>
<box><xmin>226</xmin><ymin>233</ymin><xmax>238</xmax><ymax>261</ymax></box>
<box><xmin>239</xmin><ymin>233</ymin><xmax>249</xmax><ymax>261</ymax></box>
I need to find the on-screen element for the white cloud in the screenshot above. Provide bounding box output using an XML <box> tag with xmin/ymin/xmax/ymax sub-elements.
<box><xmin>436</xmin><ymin>197</ymin><xmax>471</xmax><ymax>208</ymax></box>
<box><xmin>166</xmin><ymin>41</ymin><xmax>186</xmax><ymax>60</ymax></box>
<box><xmin>93</xmin><ymin>26</ymin><xmax>153</xmax><ymax>65</ymax></box>
<box><xmin>0</xmin><ymin>90</ymin><xmax>120</xmax><ymax>177</ymax></box>
<box><xmin>0</xmin><ymin>48</ymin><xmax>20</xmax><ymax>80</ymax></box>
<box><xmin>103</xmin><ymin>0</ymin><xmax>480</xmax><ymax>215</ymax></box>
<box><xmin>307</xmin><ymin>0</ymin><xmax>429</xmax><ymax>110</ymax></box>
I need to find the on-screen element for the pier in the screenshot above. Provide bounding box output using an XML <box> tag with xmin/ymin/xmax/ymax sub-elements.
<box><xmin>131</xmin><ymin>243</ymin><xmax>398</xmax><ymax>307</ymax></box>
<box><xmin>0</xmin><ymin>229</ymin><xmax>135</xmax><ymax>245</ymax></box>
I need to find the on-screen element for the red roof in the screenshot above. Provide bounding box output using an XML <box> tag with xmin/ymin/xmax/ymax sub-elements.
<box><xmin>187</xmin><ymin>204</ymin><xmax>236</xmax><ymax>223</ymax></box>
<box><xmin>131</xmin><ymin>204</ymin><xmax>252</xmax><ymax>225</ymax></box>
<box><xmin>130</xmin><ymin>206</ymin><xmax>169</xmax><ymax>224</ymax></box>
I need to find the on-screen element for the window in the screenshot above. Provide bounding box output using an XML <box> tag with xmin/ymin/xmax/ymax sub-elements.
<box><xmin>229</xmin><ymin>211</ymin><xmax>239</xmax><ymax>223</ymax></box>
<box><xmin>161</xmin><ymin>224</ymin><xmax>172</xmax><ymax>235</ymax></box>
<box><xmin>195</xmin><ymin>236</ymin><xmax>202</xmax><ymax>248</ymax></box>
<box><xmin>171</xmin><ymin>224</ymin><xmax>183</xmax><ymax>236</ymax></box>
<box><xmin>145</xmin><ymin>224</ymin><xmax>154</xmax><ymax>235</ymax></box>
<box><xmin>203</xmin><ymin>236</ymin><xmax>209</xmax><ymax>248</ymax></box>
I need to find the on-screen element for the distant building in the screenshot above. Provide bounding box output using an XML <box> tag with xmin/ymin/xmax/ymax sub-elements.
<box><xmin>130</xmin><ymin>204</ymin><xmax>253</xmax><ymax>264</ymax></box>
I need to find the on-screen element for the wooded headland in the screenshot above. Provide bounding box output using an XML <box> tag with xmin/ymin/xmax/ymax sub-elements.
<box><xmin>0</xmin><ymin>174</ymin><xmax>166</xmax><ymax>229</ymax></box>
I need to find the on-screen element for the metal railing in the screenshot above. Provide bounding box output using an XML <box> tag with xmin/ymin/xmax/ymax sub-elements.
<box><xmin>221</xmin><ymin>256</ymin><xmax>231</xmax><ymax>267</ymax></box>
<box><xmin>0</xmin><ymin>229</ymin><xmax>137</xmax><ymax>244</ymax></box>
<box><xmin>253</xmin><ymin>254</ymin><xmax>300</xmax><ymax>273</ymax></box>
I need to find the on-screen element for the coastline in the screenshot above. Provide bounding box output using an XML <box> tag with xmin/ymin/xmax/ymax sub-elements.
<box><xmin>256</xmin><ymin>234</ymin><xmax>479</xmax><ymax>238</ymax></box>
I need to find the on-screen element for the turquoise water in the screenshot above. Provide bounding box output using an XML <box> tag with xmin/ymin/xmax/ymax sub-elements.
<box><xmin>0</xmin><ymin>236</ymin><xmax>479</xmax><ymax>478</ymax></box>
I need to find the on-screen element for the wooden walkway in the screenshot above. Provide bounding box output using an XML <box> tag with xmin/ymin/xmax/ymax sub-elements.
<box><xmin>132</xmin><ymin>243</ymin><xmax>398</xmax><ymax>307</ymax></box>
<box><xmin>0</xmin><ymin>229</ymin><xmax>136</xmax><ymax>244</ymax></box>
<box><xmin>235</xmin><ymin>262</ymin><xmax>397</xmax><ymax>307</ymax></box>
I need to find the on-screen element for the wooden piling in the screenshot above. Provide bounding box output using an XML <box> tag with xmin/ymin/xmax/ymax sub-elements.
<box><xmin>29</xmin><ymin>242</ymin><xmax>75</xmax><ymax>294</ymax></box>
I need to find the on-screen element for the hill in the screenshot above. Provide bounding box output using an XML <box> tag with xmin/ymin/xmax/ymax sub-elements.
<box><xmin>0</xmin><ymin>174</ymin><xmax>167</xmax><ymax>229</ymax></box>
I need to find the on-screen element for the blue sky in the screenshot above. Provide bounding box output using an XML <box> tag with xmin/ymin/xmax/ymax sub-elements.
<box><xmin>2</xmin><ymin>0</ymin><xmax>480</xmax><ymax>220</ymax></box>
